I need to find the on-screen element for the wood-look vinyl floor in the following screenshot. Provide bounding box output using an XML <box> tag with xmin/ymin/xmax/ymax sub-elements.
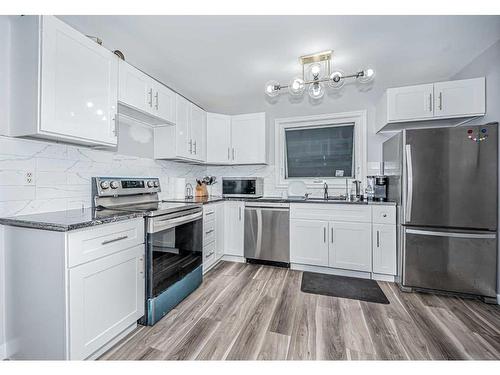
<box><xmin>100</xmin><ymin>261</ymin><xmax>500</xmax><ymax>360</ymax></box>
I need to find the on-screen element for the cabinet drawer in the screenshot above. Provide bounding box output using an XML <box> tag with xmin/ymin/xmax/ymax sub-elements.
<box><xmin>290</xmin><ymin>203</ymin><xmax>372</xmax><ymax>223</ymax></box>
<box><xmin>203</xmin><ymin>220</ymin><xmax>216</xmax><ymax>245</ymax></box>
<box><xmin>203</xmin><ymin>241</ymin><xmax>216</xmax><ymax>271</ymax></box>
<box><xmin>67</xmin><ymin>218</ymin><xmax>144</xmax><ymax>268</ymax></box>
<box><xmin>372</xmin><ymin>205</ymin><xmax>396</xmax><ymax>224</ymax></box>
<box><xmin>203</xmin><ymin>205</ymin><xmax>216</xmax><ymax>222</ymax></box>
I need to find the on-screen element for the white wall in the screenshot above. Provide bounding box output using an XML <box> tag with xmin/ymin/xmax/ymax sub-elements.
<box><xmin>207</xmin><ymin>85</ymin><xmax>392</xmax><ymax>197</ymax></box>
<box><xmin>451</xmin><ymin>40</ymin><xmax>500</xmax><ymax>296</ymax></box>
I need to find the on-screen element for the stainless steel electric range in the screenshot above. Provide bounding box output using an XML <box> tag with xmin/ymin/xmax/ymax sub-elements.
<box><xmin>92</xmin><ymin>177</ymin><xmax>203</xmax><ymax>326</ymax></box>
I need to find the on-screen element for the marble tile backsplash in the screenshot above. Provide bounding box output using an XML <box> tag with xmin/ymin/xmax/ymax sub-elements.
<box><xmin>0</xmin><ymin>136</ymin><xmax>384</xmax><ymax>217</ymax></box>
<box><xmin>0</xmin><ymin>136</ymin><xmax>205</xmax><ymax>217</ymax></box>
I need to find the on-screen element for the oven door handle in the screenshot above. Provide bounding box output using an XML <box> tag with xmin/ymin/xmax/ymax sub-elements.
<box><xmin>149</xmin><ymin>211</ymin><xmax>203</xmax><ymax>233</ymax></box>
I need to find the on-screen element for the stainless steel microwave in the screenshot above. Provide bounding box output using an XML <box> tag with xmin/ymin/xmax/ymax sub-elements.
<box><xmin>222</xmin><ymin>177</ymin><xmax>263</xmax><ymax>198</ymax></box>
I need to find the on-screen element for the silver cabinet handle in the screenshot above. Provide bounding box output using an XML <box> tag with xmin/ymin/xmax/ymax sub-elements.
<box><xmin>405</xmin><ymin>144</ymin><xmax>413</xmax><ymax>223</ymax></box>
<box><xmin>438</xmin><ymin>92</ymin><xmax>443</xmax><ymax>110</ymax></box>
<box><xmin>112</xmin><ymin>115</ymin><xmax>117</xmax><ymax>136</ymax></box>
<box><xmin>331</xmin><ymin>227</ymin><xmax>333</xmax><ymax>243</ymax></box>
<box><xmin>428</xmin><ymin>93</ymin><xmax>432</xmax><ymax>112</ymax></box>
<box><xmin>227</xmin><ymin>147</ymin><xmax>230</xmax><ymax>161</ymax></box>
<box><xmin>101</xmin><ymin>235</ymin><xmax>128</xmax><ymax>245</ymax></box>
<box><xmin>193</xmin><ymin>140</ymin><xmax>197</xmax><ymax>155</ymax></box>
<box><xmin>232</xmin><ymin>148</ymin><xmax>235</xmax><ymax>160</ymax></box>
<box><xmin>205</xmin><ymin>229</ymin><xmax>214</xmax><ymax>235</ymax></box>
<box><xmin>148</xmin><ymin>88</ymin><xmax>153</xmax><ymax>107</ymax></box>
<box><xmin>189</xmin><ymin>139</ymin><xmax>193</xmax><ymax>154</ymax></box>
<box><xmin>155</xmin><ymin>92</ymin><xmax>159</xmax><ymax>110</ymax></box>
<box><xmin>205</xmin><ymin>211</ymin><xmax>215</xmax><ymax>216</ymax></box>
<box><xmin>138</xmin><ymin>256</ymin><xmax>144</xmax><ymax>277</ymax></box>
<box><xmin>323</xmin><ymin>227</ymin><xmax>326</xmax><ymax>243</ymax></box>
<box><xmin>376</xmin><ymin>230</ymin><xmax>380</xmax><ymax>248</ymax></box>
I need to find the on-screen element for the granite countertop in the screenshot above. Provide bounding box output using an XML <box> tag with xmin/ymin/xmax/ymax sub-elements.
<box><xmin>164</xmin><ymin>196</ymin><xmax>397</xmax><ymax>206</ymax></box>
<box><xmin>0</xmin><ymin>208</ymin><xmax>145</xmax><ymax>232</ymax></box>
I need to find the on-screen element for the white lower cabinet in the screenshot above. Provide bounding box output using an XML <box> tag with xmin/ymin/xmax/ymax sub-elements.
<box><xmin>290</xmin><ymin>219</ymin><xmax>329</xmax><ymax>266</ymax></box>
<box><xmin>4</xmin><ymin>218</ymin><xmax>145</xmax><ymax>360</ymax></box>
<box><xmin>203</xmin><ymin>202</ymin><xmax>225</xmax><ymax>272</ymax></box>
<box><xmin>69</xmin><ymin>244</ymin><xmax>144</xmax><ymax>360</ymax></box>
<box><xmin>329</xmin><ymin>221</ymin><xmax>372</xmax><ymax>272</ymax></box>
<box><xmin>289</xmin><ymin>203</ymin><xmax>396</xmax><ymax>278</ymax></box>
<box><xmin>372</xmin><ymin>223</ymin><xmax>397</xmax><ymax>275</ymax></box>
<box><xmin>224</xmin><ymin>201</ymin><xmax>244</xmax><ymax>257</ymax></box>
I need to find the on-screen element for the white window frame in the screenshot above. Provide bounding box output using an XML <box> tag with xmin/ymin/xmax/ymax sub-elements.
<box><xmin>274</xmin><ymin>110</ymin><xmax>367</xmax><ymax>189</ymax></box>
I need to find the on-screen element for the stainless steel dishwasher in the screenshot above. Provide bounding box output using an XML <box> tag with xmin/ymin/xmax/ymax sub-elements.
<box><xmin>244</xmin><ymin>201</ymin><xmax>290</xmax><ymax>267</ymax></box>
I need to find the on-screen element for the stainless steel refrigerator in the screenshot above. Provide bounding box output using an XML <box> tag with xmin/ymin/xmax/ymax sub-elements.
<box><xmin>383</xmin><ymin>123</ymin><xmax>498</xmax><ymax>302</ymax></box>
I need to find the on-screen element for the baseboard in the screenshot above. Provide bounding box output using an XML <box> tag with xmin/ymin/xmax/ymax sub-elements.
<box><xmin>372</xmin><ymin>273</ymin><xmax>396</xmax><ymax>282</ymax></box>
<box><xmin>221</xmin><ymin>255</ymin><xmax>245</xmax><ymax>263</ymax></box>
<box><xmin>291</xmin><ymin>263</ymin><xmax>372</xmax><ymax>279</ymax></box>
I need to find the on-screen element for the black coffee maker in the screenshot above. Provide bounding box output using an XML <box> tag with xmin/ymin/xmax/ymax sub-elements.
<box><xmin>366</xmin><ymin>176</ymin><xmax>388</xmax><ymax>202</ymax></box>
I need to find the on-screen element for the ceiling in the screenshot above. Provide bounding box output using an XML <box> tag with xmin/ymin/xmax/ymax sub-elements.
<box><xmin>59</xmin><ymin>15</ymin><xmax>500</xmax><ymax>114</ymax></box>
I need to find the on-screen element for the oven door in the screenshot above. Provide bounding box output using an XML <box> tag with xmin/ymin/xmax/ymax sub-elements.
<box><xmin>146</xmin><ymin>208</ymin><xmax>203</xmax><ymax>299</ymax></box>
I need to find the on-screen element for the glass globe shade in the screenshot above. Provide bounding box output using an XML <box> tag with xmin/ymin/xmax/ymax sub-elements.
<box><xmin>358</xmin><ymin>68</ymin><xmax>375</xmax><ymax>83</ymax></box>
<box><xmin>328</xmin><ymin>71</ymin><xmax>345</xmax><ymax>89</ymax></box>
<box><xmin>308</xmin><ymin>82</ymin><xmax>324</xmax><ymax>100</ymax></box>
<box><xmin>289</xmin><ymin>78</ymin><xmax>305</xmax><ymax>96</ymax></box>
<box><xmin>309</xmin><ymin>63</ymin><xmax>322</xmax><ymax>78</ymax></box>
<box><xmin>264</xmin><ymin>80</ymin><xmax>280</xmax><ymax>97</ymax></box>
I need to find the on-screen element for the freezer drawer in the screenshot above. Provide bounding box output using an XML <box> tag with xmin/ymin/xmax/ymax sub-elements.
<box><xmin>244</xmin><ymin>206</ymin><xmax>290</xmax><ymax>264</ymax></box>
<box><xmin>403</xmin><ymin>227</ymin><xmax>497</xmax><ymax>298</ymax></box>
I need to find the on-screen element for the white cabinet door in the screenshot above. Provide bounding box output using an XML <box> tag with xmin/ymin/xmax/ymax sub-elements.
<box><xmin>206</xmin><ymin>113</ymin><xmax>232</xmax><ymax>164</ymax></box>
<box><xmin>118</xmin><ymin>60</ymin><xmax>150</xmax><ymax>113</ymax></box>
<box><xmin>231</xmin><ymin>112</ymin><xmax>267</xmax><ymax>164</ymax></box>
<box><xmin>329</xmin><ymin>221</ymin><xmax>372</xmax><ymax>272</ymax></box>
<box><xmin>372</xmin><ymin>224</ymin><xmax>397</xmax><ymax>275</ymax></box>
<box><xmin>68</xmin><ymin>245</ymin><xmax>144</xmax><ymax>360</ymax></box>
<box><xmin>433</xmin><ymin>77</ymin><xmax>485</xmax><ymax>118</ymax></box>
<box><xmin>215</xmin><ymin>202</ymin><xmax>225</xmax><ymax>260</ymax></box>
<box><xmin>224</xmin><ymin>201</ymin><xmax>244</xmax><ymax>257</ymax></box>
<box><xmin>290</xmin><ymin>219</ymin><xmax>329</xmax><ymax>266</ymax></box>
<box><xmin>40</xmin><ymin>16</ymin><xmax>118</xmax><ymax>145</ymax></box>
<box><xmin>153</xmin><ymin>82</ymin><xmax>177</xmax><ymax>124</ymax></box>
<box><xmin>190</xmin><ymin>104</ymin><xmax>206</xmax><ymax>162</ymax></box>
<box><xmin>387</xmin><ymin>84</ymin><xmax>434</xmax><ymax>122</ymax></box>
<box><xmin>175</xmin><ymin>95</ymin><xmax>192</xmax><ymax>159</ymax></box>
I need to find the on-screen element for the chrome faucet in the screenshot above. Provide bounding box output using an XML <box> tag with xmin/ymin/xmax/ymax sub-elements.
<box><xmin>323</xmin><ymin>182</ymin><xmax>329</xmax><ymax>200</ymax></box>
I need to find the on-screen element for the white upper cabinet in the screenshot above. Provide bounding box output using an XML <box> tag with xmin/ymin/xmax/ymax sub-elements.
<box><xmin>153</xmin><ymin>81</ymin><xmax>177</xmax><ymax>124</ymax></box>
<box><xmin>118</xmin><ymin>60</ymin><xmax>176</xmax><ymax>125</ymax></box>
<box><xmin>231</xmin><ymin>112</ymin><xmax>267</xmax><ymax>164</ymax></box>
<box><xmin>118</xmin><ymin>60</ymin><xmax>150</xmax><ymax>113</ymax></box>
<box><xmin>433</xmin><ymin>77</ymin><xmax>485</xmax><ymax>118</ymax></box>
<box><xmin>190</xmin><ymin>104</ymin><xmax>207</xmax><ymax>162</ymax></box>
<box><xmin>154</xmin><ymin>95</ymin><xmax>207</xmax><ymax>162</ymax></box>
<box><xmin>206</xmin><ymin>112</ymin><xmax>267</xmax><ymax>165</ymax></box>
<box><xmin>387</xmin><ymin>84</ymin><xmax>434</xmax><ymax>122</ymax></box>
<box><xmin>206</xmin><ymin>113</ymin><xmax>232</xmax><ymax>164</ymax></box>
<box><xmin>9</xmin><ymin>15</ymin><xmax>118</xmax><ymax>146</ymax></box>
<box><xmin>377</xmin><ymin>77</ymin><xmax>486</xmax><ymax>133</ymax></box>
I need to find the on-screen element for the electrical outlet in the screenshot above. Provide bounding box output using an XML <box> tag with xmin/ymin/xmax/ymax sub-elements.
<box><xmin>25</xmin><ymin>171</ymin><xmax>35</xmax><ymax>185</ymax></box>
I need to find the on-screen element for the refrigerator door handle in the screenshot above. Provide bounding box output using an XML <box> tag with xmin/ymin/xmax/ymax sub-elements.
<box><xmin>405</xmin><ymin>144</ymin><xmax>413</xmax><ymax>222</ymax></box>
<box><xmin>406</xmin><ymin>229</ymin><xmax>496</xmax><ymax>239</ymax></box>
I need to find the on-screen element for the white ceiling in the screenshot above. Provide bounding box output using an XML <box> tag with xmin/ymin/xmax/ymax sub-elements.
<box><xmin>59</xmin><ymin>15</ymin><xmax>500</xmax><ymax>114</ymax></box>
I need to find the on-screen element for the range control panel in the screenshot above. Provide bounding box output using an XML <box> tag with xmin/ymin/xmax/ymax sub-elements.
<box><xmin>93</xmin><ymin>177</ymin><xmax>161</xmax><ymax>197</ymax></box>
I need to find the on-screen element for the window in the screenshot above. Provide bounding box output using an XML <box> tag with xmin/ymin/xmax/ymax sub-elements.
<box><xmin>275</xmin><ymin>111</ymin><xmax>367</xmax><ymax>189</ymax></box>
<box><xmin>285</xmin><ymin>124</ymin><xmax>355</xmax><ymax>178</ymax></box>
